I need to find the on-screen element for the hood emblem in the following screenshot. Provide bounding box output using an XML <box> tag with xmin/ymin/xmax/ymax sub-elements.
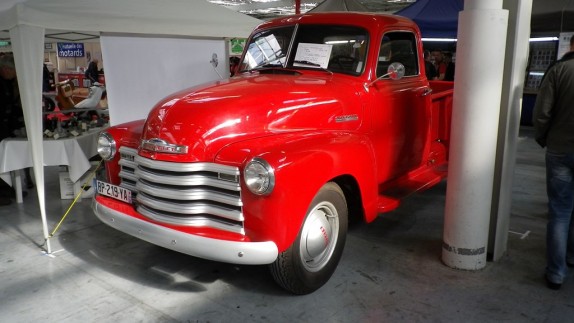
<box><xmin>141</xmin><ymin>138</ymin><xmax>188</xmax><ymax>154</ymax></box>
<box><xmin>335</xmin><ymin>114</ymin><xmax>359</xmax><ymax>123</ymax></box>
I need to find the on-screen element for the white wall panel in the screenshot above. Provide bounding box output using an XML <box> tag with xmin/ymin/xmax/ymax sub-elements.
<box><xmin>101</xmin><ymin>35</ymin><xmax>227</xmax><ymax>126</ymax></box>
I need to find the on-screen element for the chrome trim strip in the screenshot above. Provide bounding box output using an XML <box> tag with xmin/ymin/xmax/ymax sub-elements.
<box><xmin>119</xmin><ymin>146</ymin><xmax>138</xmax><ymax>156</ymax></box>
<box><xmin>118</xmin><ymin>170</ymin><xmax>138</xmax><ymax>183</ymax></box>
<box><xmin>134</xmin><ymin>155</ymin><xmax>239</xmax><ymax>175</ymax></box>
<box><xmin>135</xmin><ymin>168</ymin><xmax>240</xmax><ymax>191</ymax></box>
<box><xmin>118</xmin><ymin>159</ymin><xmax>137</xmax><ymax>169</ymax></box>
<box><xmin>136</xmin><ymin>193</ymin><xmax>244</xmax><ymax>222</ymax></box>
<box><xmin>120</xmin><ymin>182</ymin><xmax>137</xmax><ymax>192</ymax></box>
<box><xmin>137</xmin><ymin>205</ymin><xmax>244</xmax><ymax>234</ymax></box>
<box><xmin>93</xmin><ymin>200</ymin><xmax>277</xmax><ymax>265</ymax></box>
<box><xmin>136</xmin><ymin>182</ymin><xmax>242</xmax><ymax>206</ymax></box>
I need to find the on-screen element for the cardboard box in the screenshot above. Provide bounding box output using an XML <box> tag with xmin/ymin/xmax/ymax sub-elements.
<box><xmin>59</xmin><ymin>163</ymin><xmax>98</xmax><ymax>200</ymax></box>
<box><xmin>59</xmin><ymin>171</ymin><xmax>81</xmax><ymax>200</ymax></box>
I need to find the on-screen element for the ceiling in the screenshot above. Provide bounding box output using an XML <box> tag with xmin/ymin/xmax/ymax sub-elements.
<box><xmin>207</xmin><ymin>0</ymin><xmax>415</xmax><ymax>19</ymax></box>
<box><xmin>0</xmin><ymin>0</ymin><xmax>412</xmax><ymax>45</ymax></box>
<box><xmin>0</xmin><ymin>31</ymin><xmax>101</xmax><ymax>47</ymax></box>
<box><xmin>1</xmin><ymin>0</ymin><xmax>571</xmax><ymax>46</ymax></box>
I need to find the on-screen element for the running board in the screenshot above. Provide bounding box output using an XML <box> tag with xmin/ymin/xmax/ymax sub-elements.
<box><xmin>377</xmin><ymin>164</ymin><xmax>447</xmax><ymax>213</ymax></box>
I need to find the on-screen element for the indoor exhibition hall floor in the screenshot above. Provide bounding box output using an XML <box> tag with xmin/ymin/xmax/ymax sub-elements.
<box><xmin>1</xmin><ymin>126</ymin><xmax>573</xmax><ymax>322</ymax></box>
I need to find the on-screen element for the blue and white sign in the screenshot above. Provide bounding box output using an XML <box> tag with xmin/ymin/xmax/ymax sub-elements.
<box><xmin>57</xmin><ymin>43</ymin><xmax>85</xmax><ymax>57</ymax></box>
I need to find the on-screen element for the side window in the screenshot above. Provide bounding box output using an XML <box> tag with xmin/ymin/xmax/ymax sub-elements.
<box><xmin>376</xmin><ymin>32</ymin><xmax>419</xmax><ymax>78</ymax></box>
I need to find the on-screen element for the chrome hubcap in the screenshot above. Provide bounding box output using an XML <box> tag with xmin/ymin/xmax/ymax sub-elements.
<box><xmin>299</xmin><ymin>201</ymin><xmax>339</xmax><ymax>272</ymax></box>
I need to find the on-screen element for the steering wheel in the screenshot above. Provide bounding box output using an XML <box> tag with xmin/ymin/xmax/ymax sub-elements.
<box><xmin>329</xmin><ymin>55</ymin><xmax>357</xmax><ymax>70</ymax></box>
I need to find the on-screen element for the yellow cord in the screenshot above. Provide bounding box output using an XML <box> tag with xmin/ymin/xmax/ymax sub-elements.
<box><xmin>48</xmin><ymin>159</ymin><xmax>103</xmax><ymax>238</ymax></box>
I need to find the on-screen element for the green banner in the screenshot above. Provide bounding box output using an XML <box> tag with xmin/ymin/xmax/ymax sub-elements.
<box><xmin>230</xmin><ymin>39</ymin><xmax>246</xmax><ymax>55</ymax></box>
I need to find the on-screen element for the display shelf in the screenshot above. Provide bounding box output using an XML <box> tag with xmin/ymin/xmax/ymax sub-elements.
<box><xmin>524</xmin><ymin>41</ymin><xmax>557</xmax><ymax>93</ymax></box>
<box><xmin>57</xmin><ymin>72</ymin><xmax>105</xmax><ymax>88</ymax></box>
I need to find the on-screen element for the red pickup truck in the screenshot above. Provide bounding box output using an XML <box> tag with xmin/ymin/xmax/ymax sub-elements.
<box><xmin>92</xmin><ymin>12</ymin><xmax>454</xmax><ymax>294</ymax></box>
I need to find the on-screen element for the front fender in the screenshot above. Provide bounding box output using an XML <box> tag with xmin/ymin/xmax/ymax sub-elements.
<box><xmin>215</xmin><ymin>131</ymin><xmax>378</xmax><ymax>252</ymax></box>
<box><xmin>101</xmin><ymin>120</ymin><xmax>145</xmax><ymax>185</ymax></box>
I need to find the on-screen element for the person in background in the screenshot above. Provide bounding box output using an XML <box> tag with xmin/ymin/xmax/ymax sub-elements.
<box><xmin>229</xmin><ymin>56</ymin><xmax>240</xmax><ymax>77</ymax></box>
<box><xmin>444</xmin><ymin>52</ymin><xmax>455</xmax><ymax>81</ymax></box>
<box><xmin>424</xmin><ymin>50</ymin><xmax>437</xmax><ymax>80</ymax></box>
<box><xmin>43</xmin><ymin>63</ymin><xmax>52</xmax><ymax>93</ymax></box>
<box><xmin>431</xmin><ymin>50</ymin><xmax>447</xmax><ymax>81</ymax></box>
<box><xmin>0</xmin><ymin>54</ymin><xmax>24</xmax><ymax>205</ymax></box>
<box><xmin>532</xmin><ymin>36</ymin><xmax>574</xmax><ymax>290</ymax></box>
<box><xmin>85</xmin><ymin>58</ymin><xmax>99</xmax><ymax>84</ymax></box>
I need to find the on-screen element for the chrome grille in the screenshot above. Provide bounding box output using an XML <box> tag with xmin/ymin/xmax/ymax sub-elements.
<box><xmin>117</xmin><ymin>146</ymin><xmax>244</xmax><ymax>235</ymax></box>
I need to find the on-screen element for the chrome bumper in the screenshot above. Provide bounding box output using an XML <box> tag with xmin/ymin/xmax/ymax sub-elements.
<box><xmin>92</xmin><ymin>200</ymin><xmax>278</xmax><ymax>265</ymax></box>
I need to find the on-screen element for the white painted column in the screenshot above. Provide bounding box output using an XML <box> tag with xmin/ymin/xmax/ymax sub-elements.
<box><xmin>489</xmin><ymin>0</ymin><xmax>533</xmax><ymax>261</ymax></box>
<box><xmin>442</xmin><ymin>0</ymin><xmax>509</xmax><ymax>270</ymax></box>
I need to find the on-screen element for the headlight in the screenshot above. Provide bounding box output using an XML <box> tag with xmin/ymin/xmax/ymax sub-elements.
<box><xmin>244</xmin><ymin>157</ymin><xmax>275</xmax><ymax>195</ymax></box>
<box><xmin>97</xmin><ymin>132</ymin><xmax>116</xmax><ymax>160</ymax></box>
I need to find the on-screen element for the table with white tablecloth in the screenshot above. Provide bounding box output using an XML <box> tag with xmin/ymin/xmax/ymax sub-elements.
<box><xmin>0</xmin><ymin>128</ymin><xmax>102</xmax><ymax>203</ymax></box>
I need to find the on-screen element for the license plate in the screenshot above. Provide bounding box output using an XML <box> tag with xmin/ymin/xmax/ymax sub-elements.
<box><xmin>96</xmin><ymin>180</ymin><xmax>132</xmax><ymax>203</ymax></box>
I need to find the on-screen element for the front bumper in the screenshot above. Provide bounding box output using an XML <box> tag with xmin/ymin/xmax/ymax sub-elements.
<box><xmin>92</xmin><ymin>199</ymin><xmax>278</xmax><ymax>265</ymax></box>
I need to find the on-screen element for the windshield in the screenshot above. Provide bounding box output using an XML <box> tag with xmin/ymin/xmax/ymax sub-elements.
<box><xmin>239</xmin><ymin>24</ymin><xmax>369</xmax><ymax>76</ymax></box>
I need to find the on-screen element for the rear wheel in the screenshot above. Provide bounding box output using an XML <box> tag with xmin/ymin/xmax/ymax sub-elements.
<box><xmin>270</xmin><ymin>182</ymin><xmax>348</xmax><ymax>294</ymax></box>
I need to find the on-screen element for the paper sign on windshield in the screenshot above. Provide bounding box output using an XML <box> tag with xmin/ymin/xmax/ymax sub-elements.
<box><xmin>293</xmin><ymin>43</ymin><xmax>333</xmax><ymax>69</ymax></box>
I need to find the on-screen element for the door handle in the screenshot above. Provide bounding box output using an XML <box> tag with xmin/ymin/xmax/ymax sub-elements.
<box><xmin>421</xmin><ymin>87</ymin><xmax>433</xmax><ymax>96</ymax></box>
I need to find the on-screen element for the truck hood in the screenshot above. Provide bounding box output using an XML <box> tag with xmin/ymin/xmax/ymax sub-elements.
<box><xmin>140</xmin><ymin>72</ymin><xmax>364</xmax><ymax>162</ymax></box>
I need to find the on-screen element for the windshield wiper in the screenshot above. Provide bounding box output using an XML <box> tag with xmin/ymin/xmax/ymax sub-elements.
<box><xmin>293</xmin><ymin>60</ymin><xmax>320</xmax><ymax>67</ymax></box>
<box><xmin>260</xmin><ymin>63</ymin><xmax>283</xmax><ymax>68</ymax></box>
<box><xmin>240</xmin><ymin>63</ymin><xmax>283</xmax><ymax>74</ymax></box>
<box><xmin>293</xmin><ymin>60</ymin><xmax>333</xmax><ymax>75</ymax></box>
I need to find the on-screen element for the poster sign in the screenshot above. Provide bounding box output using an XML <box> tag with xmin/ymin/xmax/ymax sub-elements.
<box><xmin>229</xmin><ymin>38</ymin><xmax>246</xmax><ymax>55</ymax></box>
<box><xmin>57</xmin><ymin>42</ymin><xmax>85</xmax><ymax>57</ymax></box>
<box><xmin>293</xmin><ymin>43</ymin><xmax>333</xmax><ymax>69</ymax></box>
<box><xmin>0</xmin><ymin>41</ymin><xmax>10</xmax><ymax>51</ymax></box>
<box><xmin>557</xmin><ymin>32</ymin><xmax>574</xmax><ymax>60</ymax></box>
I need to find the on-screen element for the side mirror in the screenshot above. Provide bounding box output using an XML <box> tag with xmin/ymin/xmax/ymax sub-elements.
<box><xmin>364</xmin><ymin>62</ymin><xmax>406</xmax><ymax>91</ymax></box>
<box><xmin>386</xmin><ymin>62</ymin><xmax>405</xmax><ymax>80</ymax></box>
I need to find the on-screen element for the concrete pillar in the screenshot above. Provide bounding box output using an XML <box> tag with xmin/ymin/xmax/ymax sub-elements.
<box><xmin>489</xmin><ymin>0</ymin><xmax>533</xmax><ymax>261</ymax></box>
<box><xmin>442</xmin><ymin>0</ymin><xmax>509</xmax><ymax>270</ymax></box>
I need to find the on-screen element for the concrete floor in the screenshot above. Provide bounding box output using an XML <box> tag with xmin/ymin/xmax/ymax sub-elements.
<box><xmin>1</xmin><ymin>126</ymin><xmax>573</xmax><ymax>322</ymax></box>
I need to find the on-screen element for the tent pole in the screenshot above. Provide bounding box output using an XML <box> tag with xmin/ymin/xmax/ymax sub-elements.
<box><xmin>9</xmin><ymin>24</ymin><xmax>51</xmax><ymax>254</ymax></box>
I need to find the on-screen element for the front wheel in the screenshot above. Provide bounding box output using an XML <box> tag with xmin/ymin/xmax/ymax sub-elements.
<box><xmin>270</xmin><ymin>182</ymin><xmax>348</xmax><ymax>294</ymax></box>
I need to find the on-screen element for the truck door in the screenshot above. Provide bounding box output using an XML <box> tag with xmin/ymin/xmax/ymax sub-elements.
<box><xmin>370</xmin><ymin>31</ymin><xmax>431</xmax><ymax>183</ymax></box>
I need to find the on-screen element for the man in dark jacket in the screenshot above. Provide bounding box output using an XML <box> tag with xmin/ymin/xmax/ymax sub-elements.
<box><xmin>533</xmin><ymin>36</ymin><xmax>574</xmax><ymax>290</ymax></box>
<box><xmin>85</xmin><ymin>58</ymin><xmax>99</xmax><ymax>84</ymax></box>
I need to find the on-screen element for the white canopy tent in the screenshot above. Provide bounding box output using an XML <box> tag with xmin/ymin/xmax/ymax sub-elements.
<box><xmin>0</xmin><ymin>0</ymin><xmax>260</xmax><ymax>253</ymax></box>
